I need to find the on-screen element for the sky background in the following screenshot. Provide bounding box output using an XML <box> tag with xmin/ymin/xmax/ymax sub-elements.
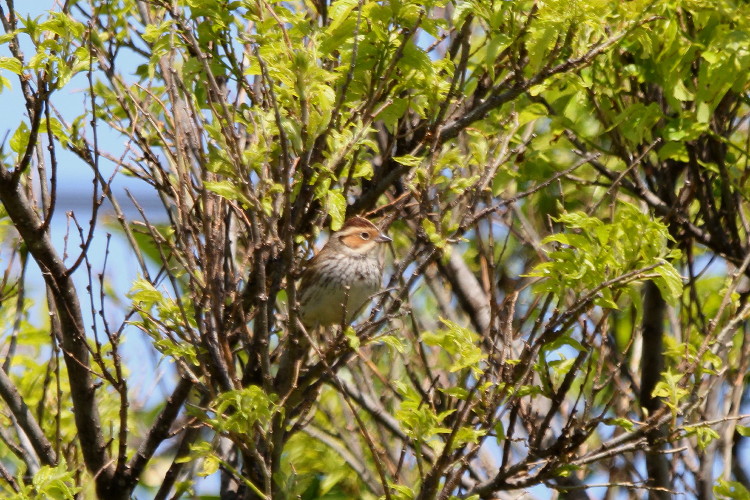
<box><xmin>0</xmin><ymin>2</ymin><xmax>206</xmax><ymax>495</ymax></box>
<box><xmin>0</xmin><ymin>2</ymin><xmax>170</xmax><ymax>387</ymax></box>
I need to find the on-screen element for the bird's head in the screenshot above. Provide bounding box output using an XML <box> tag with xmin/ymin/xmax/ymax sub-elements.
<box><xmin>332</xmin><ymin>216</ymin><xmax>391</xmax><ymax>256</ymax></box>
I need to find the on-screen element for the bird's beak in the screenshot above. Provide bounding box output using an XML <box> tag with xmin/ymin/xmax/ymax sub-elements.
<box><xmin>376</xmin><ymin>233</ymin><xmax>392</xmax><ymax>243</ymax></box>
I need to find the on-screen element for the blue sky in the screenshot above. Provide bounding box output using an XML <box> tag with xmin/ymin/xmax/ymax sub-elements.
<box><xmin>0</xmin><ymin>1</ymin><xmax>170</xmax><ymax>385</ymax></box>
<box><xmin>0</xmin><ymin>2</ymin><xmax>208</xmax><ymax>495</ymax></box>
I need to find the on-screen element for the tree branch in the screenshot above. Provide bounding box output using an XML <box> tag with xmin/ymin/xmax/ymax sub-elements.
<box><xmin>0</xmin><ymin>366</ymin><xmax>57</xmax><ymax>466</ymax></box>
<box><xmin>0</xmin><ymin>172</ymin><xmax>113</xmax><ymax>493</ymax></box>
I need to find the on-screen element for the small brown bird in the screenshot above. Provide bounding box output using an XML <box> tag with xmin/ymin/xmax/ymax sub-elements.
<box><xmin>298</xmin><ymin>216</ymin><xmax>391</xmax><ymax>328</ymax></box>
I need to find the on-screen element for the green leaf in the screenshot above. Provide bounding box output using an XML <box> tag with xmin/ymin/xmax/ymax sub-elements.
<box><xmin>0</xmin><ymin>56</ymin><xmax>22</xmax><ymax>74</ymax></box>
<box><xmin>199</xmin><ymin>454</ymin><xmax>220</xmax><ymax>477</ymax></box>
<box><xmin>714</xmin><ymin>480</ymin><xmax>750</xmax><ymax>500</ymax></box>
<box><xmin>451</xmin><ymin>426</ymin><xmax>486</xmax><ymax>450</ymax></box>
<box><xmin>440</xmin><ymin>387</ymin><xmax>469</xmax><ymax>400</ymax></box>
<box><xmin>553</xmin><ymin>464</ymin><xmax>582</xmax><ymax>478</ymax></box>
<box><xmin>671</xmin><ymin>78</ymin><xmax>693</xmax><ymax>102</ymax></box>
<box><xmin>421</xmin><ymin>219</ymin><xmax>445</xmax><ymax>249</ymax></box>
<box><xmin>204</xmin><ymin>180</ymin><xmax>250</xmax><ymax>206</ymax></box>
<box><xmin>422</xmin><ymin>318</ymin><xmax>486</xmax><ymax>376</ymax></box>
<box><xmin>651</xmin><ymin>371</ymin><xmax>689</xmax><ymax>418</ymax></box>
<box><xmin>528</xmin><ymin>202</ymin><xmax>680</xmax><ymax>310</ymax></box>
<box><xmin>325</xmin><ymin>0</ymin><xmax>359</xmax><ymax>34</ymax></box>
<box><xmin>344</xmin><ymin>325</ymin><xmax>360</xmax><ymax>350</ymax></box>
<box><xmin>605</xmin><ymin>417</ymin><xmax>635</xmax><ymax>431</ymax></box>
<box><xmin>395</xmin><ymin>388</ymin><xmax>455</xmax><ymax>442</ymax></box>
<box><xmin>379</xmin><ymin>98</ymin><xmax>409</xmax><ymax>131</ymax></box>
<box><xmin>494</xmin><ymin>420</ymin><xmax>505</xmax><ymax>443</ymax></box>
<box><xmin>386</xmin><ymin>483</ymin><xmax>415</xmax><ymax>500</ymax></box>
<box><xmin>0</xmin><ymin>74</ymin><xmax>11</xmax><ymax>92</ymax></box>
<box><xmin>374</xmin><ymin>334</ymin><xmax>407</xmax><ymax>353</ymax></box>
<box><xmin>326</xmin><ymin>189</ymin><xmax>347</xmax><ymax>231</ymax></box>
<box><xmin>653</xmin><ymin>261</ymin><xmax>683</xmax><ymax>306</ymax></box>
<box><xmin>26</xmin><ymin>460</ymin><xmax>81</xmax><ymax>500</ymax></box>
<box><xmin>392</xmin><ymin>155</ymin><xmax>423</xmax><ymax>167</ymax></box>
<box><xmin>684</xmin><ymin>425</ymin><xmax>720</xmax><ymax>451</ymax></box>
<box><xmin>209</xmin><ymin>386</ymin><xmax>278</xmax><ymax>436</ymax></box>
<box><xmin>10</xmin><ymin>121</ymin><xmax>29</xmax><ymax>154</ymax></box>
<box><xmin>128</xmin><ymin>277</ymin><xmax>163</xmax><ymax>306</ymax></box>
<box><xmin>142</xmin><ymin>20</ymin><xmax>173</xmax><ymax>43</ymax></box>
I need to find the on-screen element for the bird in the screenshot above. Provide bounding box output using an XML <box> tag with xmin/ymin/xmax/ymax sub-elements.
<box><xmin>297</xmin><ymin>216</ymin><xmax>391</xmax><ymax>329</ymax></box>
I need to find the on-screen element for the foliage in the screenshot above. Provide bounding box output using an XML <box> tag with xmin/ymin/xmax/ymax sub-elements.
<box><xmin>10</xmin><ymin>461</ymin><xmax>81</xmax><ymax>500</ymax></box>
<box><xmin>0</xmin><ymin>0</ymin><xmax>749</xmax><ymax>498</ymax></box>
<box><xmin>528</xmin><ymin>202</ymin><xmax>682</xmax><ymax>308</ymax></box>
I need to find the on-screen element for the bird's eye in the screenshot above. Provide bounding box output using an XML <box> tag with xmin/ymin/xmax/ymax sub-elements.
<box><xmin>360</xmin><ymin>232</ymin><xmax>370</xmax><ymax>240</ymax></box>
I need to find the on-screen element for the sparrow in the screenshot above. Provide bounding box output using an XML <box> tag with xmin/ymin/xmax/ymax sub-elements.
<box><xmin>297</xmin><ymin>216</ymin><xmax>391</xmax><ymax>328</ymax></box>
